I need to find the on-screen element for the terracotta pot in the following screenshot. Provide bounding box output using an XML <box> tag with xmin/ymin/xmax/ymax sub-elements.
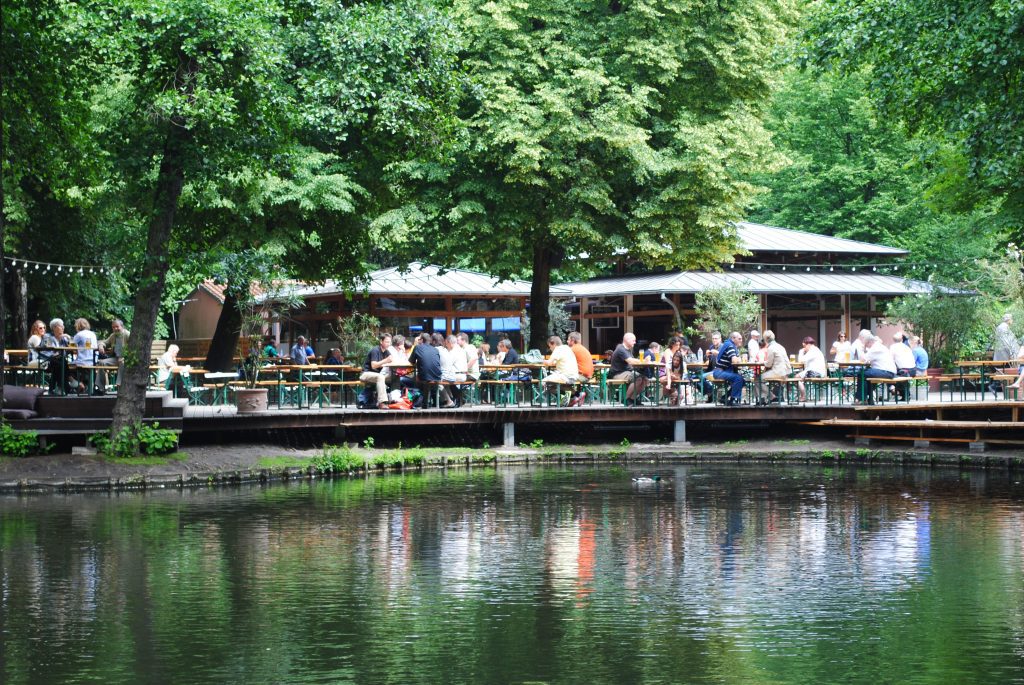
<box><xmin>235</xmin><ymin>387</ymin><xmax>269</xmax><ymax>413</ymax></box>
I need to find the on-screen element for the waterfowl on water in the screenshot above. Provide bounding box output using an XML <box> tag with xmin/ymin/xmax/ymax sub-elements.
<box><xmin>632</xmin><ymin>475</ymin><xmax>663</xmax><ymax>484</ymax></box>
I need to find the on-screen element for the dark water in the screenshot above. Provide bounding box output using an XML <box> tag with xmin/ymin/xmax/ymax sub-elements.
<box><xmin>3</xmin><ymin>464</ymin><xmax>1024</xmax><ymax>684</ymax></box>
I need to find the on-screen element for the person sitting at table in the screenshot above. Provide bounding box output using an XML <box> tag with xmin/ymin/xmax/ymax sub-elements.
<box><xmin>829</xmin><ymin>331</ymin><xmax>851</xmax><ymax>362</ymax></box>
<box><xmin>71</xmin><ymin>318</ymin><xmax>101</xmax><ymax>394</ymax></box>
<box><xmin>911</xmin><ymin>335</ymin><xmax>929</xmax><ymax>376</ymax></box>
<box><xmin>662</xmin><ymin>336</ymin><xmax>684</xmax><ymax>404</ymax></box>
<box><xmin>324</xmin><ymin>348</ymin><xmax>344</xmax><ymax>366</ymax></box>
<box><xmin>567</xmin><ymin>332</ymin><xmax>594</xmax><ymax>406</ymax></box>
<box><xmin>39</xmin><ymin>318</ymin><xmax>76</xmax><ymax>394</ymax></box>
<box><xmin>26</xmin><ymin>320</ymin><xmax>46</xmax><ymax>367</ymax></box>
<box><xmin>702</xmin><ymin>332</ymin><xmax>722</xmax><ymax>402</ymax></box>
<box><xmin>479</xmin><ymin>342</ymin><xmax>492</xmax><ymax>367</ymax></box>
<box><xmin>96</xmin><ymin>319</ymin><xmax>130</xmax><ymax>389</ymax></box>
<box><xmin>409</xmin><ymin>332</ymin><xmax>453</xmax><ymax>407</ymax></box>
<box><xmin>443</xmin><ymin>335</ymin><xmax>469</xmax><ymax>405</ymax></box>
<box><xmin>747</xmin><ymin>330</ymin><xmax>761</xmax><ymax>361</ymax></box>
<box><xmin>890</xmin><ymin>332</ymin><xmax>917</xmax><ymax>401</ymax></box>
<box><xmin>542</xmin><ymin>336</ymin><xmax>578</xmax><ymax>403</ymax></box>
<box><xmin>795</xmin><ymin>336</ymin><xmax>827</xmax><ymax>402</ymax></box>
<box><xmin>712</xmin><ymin>332</ymin><xmax>745</xmax><ymax>407</ymax></box>
<box><xmin>360</xmin><ymin>333</ymin><xmax>395</xmax><ymax>410</ymax></box>
<box><xmin>290</xmin><ymin>336</ymin><xmax>310</xmax><ymax>365</ymax></box>
<box><xmin>641</xmin><ymin>342</ymin><xmax>661</xmax><ymax>380</ymax></box>
<box><xmin>759</xmin><ymin>330</ymin><xmax>791</xmax><ymax>404</ymax></box>
<box><xmin>610</xmin><ymin>332</ymin><xmax>647</xmax><ymax>405</ymax></box>
<box><xmin>156</xmin><ymin>344</ymin><xmax>190</xmax><ymax>395</ymax></box>
<box><xmin>261</xmin><ymin>336</ymin><xmax>280</xmax><ymax>362</ymax></box>
<box><xmin>456</xmin><ymin>333</ymin><xmax>480</xmax><ymax>381</ymax></box>
<box><xmin>857</xmin><ymin>335</ymin><xmax>897</xmax><ymax>403</ymax></box>
<box><xmin>496</xmin><ymin>338</ymin><xmax>519</xmax><ymax>367</ymax></box>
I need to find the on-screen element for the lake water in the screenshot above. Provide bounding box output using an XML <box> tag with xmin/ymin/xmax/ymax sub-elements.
<box><xmin>2</xmin><ymin>463</ymin><xmax>1024</xmax><ymax>684</ymax></box>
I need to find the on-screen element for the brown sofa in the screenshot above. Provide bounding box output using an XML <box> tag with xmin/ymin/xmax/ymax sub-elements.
<box><xmin>2</xmin><ymin>385</ymin><xmax>43</xmax><ymax>420</ymax></box>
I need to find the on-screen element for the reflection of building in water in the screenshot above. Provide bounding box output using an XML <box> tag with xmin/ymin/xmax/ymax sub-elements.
<box><xmin>861</xmin><ymin>513</ymin><xmax>924</xmax><ymax>587</ymax></box>
<box><xmin>546</xmin><ymin>522</ymin><xmax>580</xmax><ymax>597</ymax></box>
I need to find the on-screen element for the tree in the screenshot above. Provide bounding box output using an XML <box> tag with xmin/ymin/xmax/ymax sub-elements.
<box><xmin>384</xmin><ymin>0</ymin><xmax>797</xmax><ymax>349</ymax></box>
<box><xmin>692</xmin><ymin>283</ymin><xmax>761</xmax><ymax>340</ymax></box>
<box><xmin>52</xmin><ymin>0</ymin><xmax>463</xmax><ymax>440</ymax></box>
<box><xmin>808</xmin><ymin>0</ymin><xmax>1024</xmax><ymax>231</ymax></box>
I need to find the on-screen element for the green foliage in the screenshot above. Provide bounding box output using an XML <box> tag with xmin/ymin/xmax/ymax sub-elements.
<box><xmin>0</xmin><ymin>423</ymin><xmax>41</xmax><ymax>458</ymax></box>
<box><xmin>526</xmin><ymin>439</ymin><xmax>544</xmax><ymax>449</ymax></box>
<box><xmin>330</xmin><ymin>312</ymin><xmax>382</xmax><ymax>361</ymax></box>
<box><xmin>363</xmin><ymin>436</ymin><xmax>375</xmax><ymax>450</ymax></box>
<box><xmin>90</xmin><ymin>422</ymin><xmax>179</xmax><ymax>459</ymax></box>
<box><xmin>387</xmin><ymin>0</ymin><xmax>798</xmax><ymax>347</ymax></box>
<box><xmin>311</xmin><ymin>445</ymin><xmax>366</xmax><ymax>474</ymax></box>
<box><xmin>808</xmin><ymin>0</ymin><xmax>1024</xmax><ymax>231</ymax></box>
<box><xmin>692</xmin><ymin>283</ymin><xmax>761</xmax><ymax>339</ymax></box>
<box><xmin>521</xmin><ymin>301</ymin><xmax>572</xmax><ymax>347</ymax></box>
<box><xmin>886</xmin><ymin>289</ymin><xmax>988</xmax><ymax>369</ymax></box>
<box><xmin>620</xmin><ymin>438</ymin><xmax>631</xmax><ymax>448</ymax></box>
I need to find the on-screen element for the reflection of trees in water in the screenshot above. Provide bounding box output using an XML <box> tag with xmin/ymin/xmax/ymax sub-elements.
<box><xmin>2</xmin><ymin>465</ymin><xmax>1024</xmax><ymax>682</ymax></box>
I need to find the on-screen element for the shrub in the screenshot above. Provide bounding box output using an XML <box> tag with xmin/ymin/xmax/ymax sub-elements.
<box><xmin>90</xmin><ymin>422</ymin><xmax>179</xmax><ymax>459</ymax></box>
<box><xmin>0</xmin><ymin>422</ymin><xmax>41</xmax><ymax>457</ymax></box>
<box><xmin>312</xmin><ymin>445</ymin><xmax>365</xmax><ymax>473</ymax></box>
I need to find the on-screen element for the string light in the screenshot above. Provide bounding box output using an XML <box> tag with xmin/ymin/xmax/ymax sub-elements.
<box><xmin>3</xmin><ymin>256</ymin><xmax>111</xmax><ymax>274</ymax></box>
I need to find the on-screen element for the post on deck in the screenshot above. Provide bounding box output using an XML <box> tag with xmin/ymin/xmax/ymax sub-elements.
<box><xmin>673</xmin><ymin>420</ymin><xmax>690</xmax><ymax>446</ymax></box>
<box><xmin>503</xmin><ymin>422</ymin><xmax>515</xmax><ymax>448</ymax></box>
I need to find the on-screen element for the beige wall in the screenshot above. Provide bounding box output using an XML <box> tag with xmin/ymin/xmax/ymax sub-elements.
<box><xmin>178</xmin><ymin>289</ymin><xmax>223</xmax><ymax>341</ymax></box>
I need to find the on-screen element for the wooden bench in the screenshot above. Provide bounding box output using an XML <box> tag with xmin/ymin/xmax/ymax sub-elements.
<box><xmin>866</xmin><ymin>376</ymin><xmax>912</xmax><ymax>404</ymax></box>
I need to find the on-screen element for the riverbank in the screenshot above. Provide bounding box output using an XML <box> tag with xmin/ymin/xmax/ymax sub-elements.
<box><xmin>2</xmin><ymin>437</ymin><xmax>1022</xmax><ymax>493</ymax></box>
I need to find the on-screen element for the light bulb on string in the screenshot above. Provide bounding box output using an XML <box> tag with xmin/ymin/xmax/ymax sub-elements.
<box><xmin>829</xmin><ymin>265</ymin><xmax>834</xmax><ymax>272</ymax></box>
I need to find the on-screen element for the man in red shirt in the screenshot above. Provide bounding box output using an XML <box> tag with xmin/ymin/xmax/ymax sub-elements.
<box><xmin>567</xmin><ymin>332</ymin><xmax>594</xmax><ymax>406</ymax></box>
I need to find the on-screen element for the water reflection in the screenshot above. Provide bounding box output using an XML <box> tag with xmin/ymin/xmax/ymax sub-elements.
<box><xmin>2</xmin><ymin>465</ymin><xmax>1024</xmax><ymax>684</ymax></box>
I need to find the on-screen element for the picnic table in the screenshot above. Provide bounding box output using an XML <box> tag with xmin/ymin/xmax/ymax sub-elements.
<box><xmin>955</xmin><ymin>360</ymin><xmax>1011</xmax><ymax>400</ymax></box>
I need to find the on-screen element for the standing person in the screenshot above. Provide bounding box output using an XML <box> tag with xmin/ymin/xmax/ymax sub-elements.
<box><xmin>97</xmin><ymin>319</ymin><xmax>130</xmax><ymax>390</ymax></box>
<box><xmin>712</xmin><ymin>332</ymin><xmax>745</xmax><ymax>406</ymax></box>
<box><xmin>290</xmin><ymin>336</ymin><xmax>310</xmax><ymax>365</ymax></box>
<box><xmin>994</xmin><ymin>313</ymin><xmax>1017</xmax><ymax>362</ymax></box>
<box><xmin>759</xmin><ymin>330</ymin><xmax>791</xmax><ymax>403</ymax></box>
<box><xmin>409</xmin><ymin>332</ymin><xmax>453</xmax><ymax>407</ymax></box>
<box><xmin>829</xmin><ymin>331</ymin><xmax>852</xmax><ymax>362</ymax></box>
<box><xmin>747</xmin><ymin>330</ymin><xmax>761</xmax><ymax>360</ymax></box>
<box><xmin>567</xmin><ymin>332</ymin><xmax>594</xmax><ymax>406</ymax></box>
<box><xmin>795</xmin><ymin>336</ymin><xmax>827</xmax><ymax>402</ymax></box>
<box><xmin>26</xmin><ymin>320</ymin><xmax>46</xmax><ymax>366</ymax></box>
<box><xmin>72</xmin><ymin>318</ymin><xmax>100</xmax><ymax>394</ymax></box>
<box><xmin>609</xmin><ymin>332</ymin><xmax>647</xmax><ymax>404</ymax></box>
<box><xmin>359</xmin><ymin>333</ymin><xmax>394</xmax><ymax>410</ymax></box>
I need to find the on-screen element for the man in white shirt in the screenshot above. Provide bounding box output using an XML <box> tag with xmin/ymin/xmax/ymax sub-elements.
<box><xmin>543</xmin><ymin>335</ymin><xmax>579</xmax><ymax>386</ymax></box>
<box><xmin>795</xmin><ymin>336</ymin><xmax>827</xmax><ymax>402</ymax></box>
<box><xmin>457</xmin><ymin>332</ymin><xmax>480</xmax><ymax>380</ymax></box>
<box><xmin>890</xmin><ymin>332</ymin><xmax>917</xmax><ymax>401</ymax></box>
<box><xmin>747</xmin><ymin>330</ymin><xmax>761</xmax><ymax>360</ymax></box>
<box><xmin>759</xmin><ymin>330</ymin><xmax>791</xmax><ymax>403</ymax></box>
<box><xmin>857</xmin><ymin>335</ymin><xmax>896</xmax><ymax>403</ymax></box>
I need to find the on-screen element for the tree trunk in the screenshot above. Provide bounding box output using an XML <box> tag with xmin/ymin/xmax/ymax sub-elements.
<box><xmin>10</xmin><ymin>268</ymin><xmax>27</xmax><ymax>346</ymax></box>
<box><xmin>110</xmin><ymin>123</ymin><xmax>188</xmax><ymax>437</ymax></box>
<box><xmin>0</xmin><ymin>110</ymin><xmax>5</xmax><ymax>413</ymax></box>
<box><xmin>529</xmin><ymin>243</ymin><xmax>552</xmax><ymax>351</ymax></box>
<box><xmin>204</xmin><ymin>292</ymin><xmax>242</xmax><ymax>372</ymax></box>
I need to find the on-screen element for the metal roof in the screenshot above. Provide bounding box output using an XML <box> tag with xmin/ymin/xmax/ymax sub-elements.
<box><xmin>281</xmin><ymin>263</ymin><xmax>566</xmax><ymax>298</ymax></box>
<box><xmin>735</xmin><ymin>222</ymin><xmax>908</xmax><ymax>255</ymax></box>
<box><xmin>557</xmin><ymin>271</ymin><xmax>939</xmax><ymax>297</ymax></box>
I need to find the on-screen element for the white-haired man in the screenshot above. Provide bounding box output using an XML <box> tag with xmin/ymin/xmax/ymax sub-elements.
<box><xmin>857</xmin><ymin>335</ymin><xmax>896</xmax><ymax>403</ymax></box>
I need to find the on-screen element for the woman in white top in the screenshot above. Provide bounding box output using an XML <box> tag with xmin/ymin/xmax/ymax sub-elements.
<box><xmin>26</xmin><ymin>320</ymin><xmax>45</xmax><ymax>366</ymax></box>
<box><xmin>157</xmin><ymin>344</ymin><xmax>181</xmax><ymax>386</ymax></box>
<box><xmin>796</xmin><ymin>336</ymin><xmax>828</xmax><ymax>402</ymax></box>
<box><xmin>829</xmin><ymin>331</ymin><xmax>852</xmax><ymax>362</ymax></box>
<box><xmin>72</xmin><ymin>318</ymin><xmax>99</xmax><ymax>367</ymax></box>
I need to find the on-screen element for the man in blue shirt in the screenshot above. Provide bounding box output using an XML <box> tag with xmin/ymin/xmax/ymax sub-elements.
<box><xmin>911</xmin><ymin>335</ymin><xmax>929</xmax><ymax>374</ymax></box>
<box><xmin>712</xmin><ymin>331</ymin><xmax>745</xmax><ymax>406</ymax></box>
<box><xmin>290</xmin><ymin>336</ymin><xmax>309</xmax><ymax>365</ymax></box>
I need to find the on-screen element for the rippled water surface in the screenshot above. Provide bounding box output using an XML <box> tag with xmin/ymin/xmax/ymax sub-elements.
<box><xmin>3</xmin><ymin>464</ymin><xmax>1024</xmax><ymax>684</ymax></box>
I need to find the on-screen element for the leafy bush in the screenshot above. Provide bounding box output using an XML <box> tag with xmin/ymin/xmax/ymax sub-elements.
<box><xmin>312</xmin><ymin>445</ymin><xmax>365</xmax><ymax>473</ymax></box>
<box><xmin>0</xmin><ymin>422</ymin><xmax>41</xmax><ymax>457</ymax></box>
<box><xmin>692</xmin><ymin>282</ymin><xmax>761</xmax><ymax>340</ymax></box>
<box><xmin>90</xmin><ymin>422</ymin><xmax>180</xmax><ymax>459</ymax></box>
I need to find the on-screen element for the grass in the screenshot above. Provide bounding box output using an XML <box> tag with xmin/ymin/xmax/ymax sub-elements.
<box><xmin>257</xmin><ymin>455</ymin><xmax>312</xmax><ymax>469</ymax></box>
<box><xmin>778</xmin><ymin>439</ymin><xmax>811</xmax><ymax>445</ymax></box>
<box><xmin>103</xmin><ymin>451</ymin><xmax>189</xmax><ymax>466</ymax></box>
<box><xmin>723</xmin><ymin>439</ymin><xmax>749</xmax><ymax>446</ymax></box>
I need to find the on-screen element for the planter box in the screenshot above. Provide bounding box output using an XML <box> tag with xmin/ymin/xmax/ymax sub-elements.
<box><xmin>235</xmin><ymin>387</ymin><xmax>269</xmax><ymax>413</ymax></box>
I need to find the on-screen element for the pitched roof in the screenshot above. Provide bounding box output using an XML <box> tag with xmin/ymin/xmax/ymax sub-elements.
<box><xmin>280</xmin><ymin>263</ymin><xmax>565</xmax><ymax>298</ymax></box>
<box><xmin>735</xmin><ymin>222</ymin><xmax>908</xmax><ymax>255</ymax></box>
<box><xmin>557</xmin><ymin>271</ymin><xmax>940</xmax><ymax>297</ymax></box>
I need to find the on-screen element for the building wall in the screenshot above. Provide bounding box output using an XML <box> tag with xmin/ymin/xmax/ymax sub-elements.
<box><xmin>177</xmin><ymin>289</ymin><xmax>223</xmax><ymax>341</ymax></box>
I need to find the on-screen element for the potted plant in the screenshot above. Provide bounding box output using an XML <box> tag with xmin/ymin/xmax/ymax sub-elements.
<box><xmin>211</xmin><ymin>250</ymin><xmax>302</xmax><ymax>412</ymax></box>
